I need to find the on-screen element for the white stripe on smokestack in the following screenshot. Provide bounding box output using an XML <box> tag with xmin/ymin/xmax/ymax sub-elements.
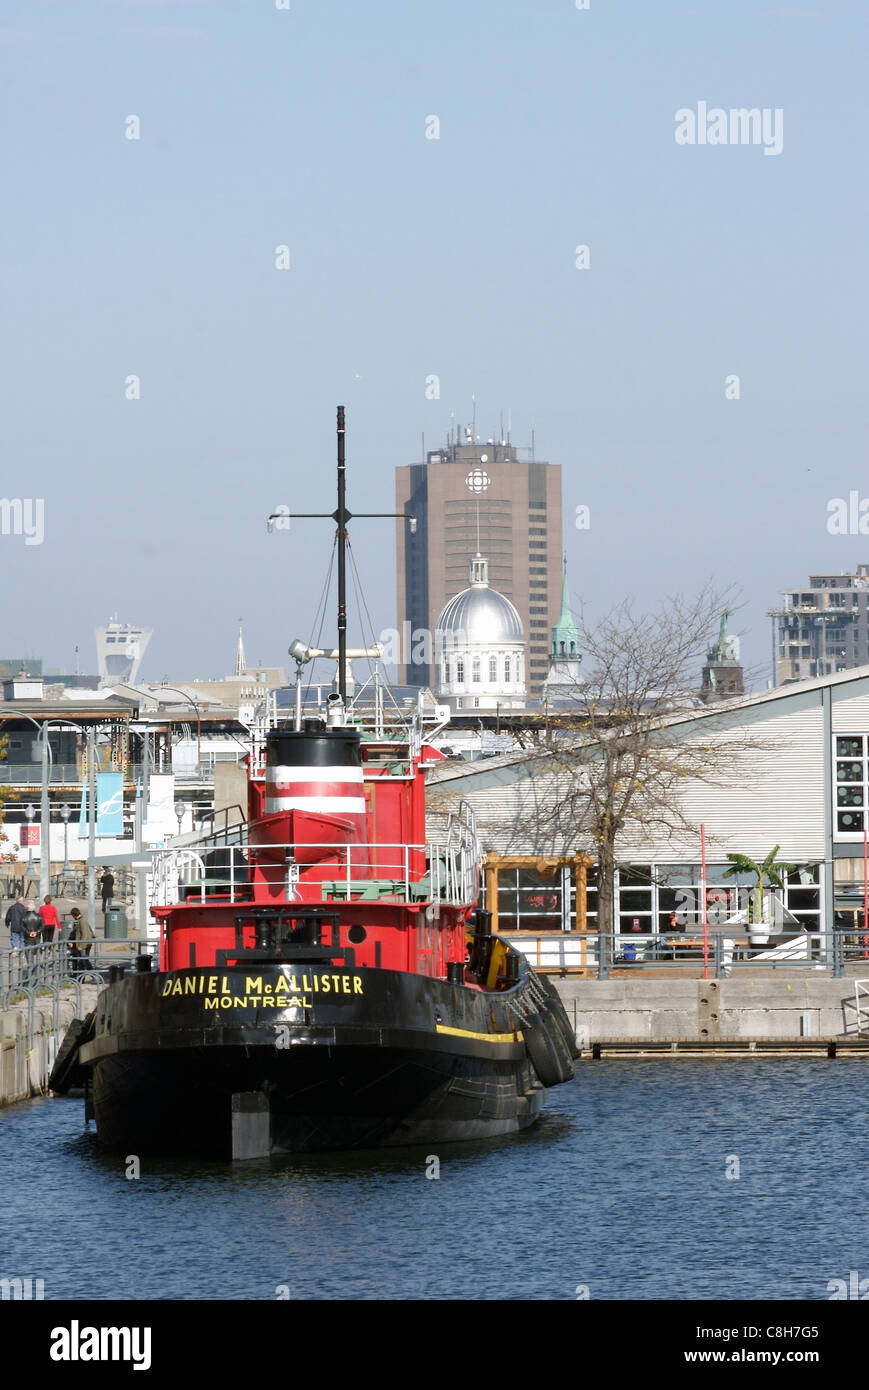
<box><xmin>265</xmin><ymin>763</ymin><xmax>365</xmax><ymax>817</ymax></box>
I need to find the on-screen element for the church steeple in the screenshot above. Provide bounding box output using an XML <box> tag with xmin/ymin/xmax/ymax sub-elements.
<box><xmin>550</xmin><ymin>560</ymin><xmax>581</xmax><ymax>661</ymax></box>
<box><xmin>543</xmin><ymin>561</ymin><xmax>582</xmax><ymax>698</ymax></box>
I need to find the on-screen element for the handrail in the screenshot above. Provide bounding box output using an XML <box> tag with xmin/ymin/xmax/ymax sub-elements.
<box><xmin>150</xmin><ymin>835</ymin><xmax>480</xmax><ymax>908</ymax></box>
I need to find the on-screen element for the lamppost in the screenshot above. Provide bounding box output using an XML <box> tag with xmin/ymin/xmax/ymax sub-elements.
<box><xmin>159</xmin><ymin>687</ymin><xmax>202</xmax><ymax>772</ymax></box>
<box><xmin>174</xmin><ymin>800</ymin><xmax>186</xmax><ymax>837</ymax></box>
<box><xmin>60</xmin><ymin>803</ymin><xmax>71</xmax><ymax>875</ymax></box>
<box><xmin>24</xmin><ymin>804</ymin><xmax>35</xmax><ymax>878</ymax></box>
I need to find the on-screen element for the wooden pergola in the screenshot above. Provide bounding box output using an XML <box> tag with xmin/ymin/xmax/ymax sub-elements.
<box><xmin>483</xmin><ymin>850</ymin><xmax>594</xmax><ymax>934</ymax></box>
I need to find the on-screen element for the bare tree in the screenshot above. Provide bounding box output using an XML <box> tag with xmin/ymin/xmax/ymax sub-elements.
<box><xmin>429</xmin><ymin>582</ymin><xmax>765</xmax><ymax>973</ymax></box>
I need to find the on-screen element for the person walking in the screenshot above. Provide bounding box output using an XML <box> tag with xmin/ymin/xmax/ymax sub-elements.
<box><xmin>38</xmin><ymin>895</ymin><xmax>62</xmax><ymax>944</ymax></box>
<box><xmin>20</xmin><ymin>907</ymin><xmax>43</xmax><ymax>987</ymax></box>
<box><xmin>68</xmin><ymin>908</ymin><xmax>94</xmax><ymax>974</ymax></box>
<box><xmin>99</xmin><ymin>868</ymin><xmax>115</xmax><ymax>915</ymax></box>
<box><xmin>5</xmin><ymin>893</ymin><xmax>28</xmax><ymax>950</ymax></box>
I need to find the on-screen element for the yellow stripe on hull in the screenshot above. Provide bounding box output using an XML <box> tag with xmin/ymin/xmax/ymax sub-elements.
<box><xmin>435</xmin><ymin>1024</ymin><xmax>525</xmax><ymax>1044</ymax></box>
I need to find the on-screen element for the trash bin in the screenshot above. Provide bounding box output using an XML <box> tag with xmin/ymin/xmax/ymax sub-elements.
<box><xmin>104</xmin><ymin>905</ymin><xmax>128</xmax><ymax>940</ymax></box>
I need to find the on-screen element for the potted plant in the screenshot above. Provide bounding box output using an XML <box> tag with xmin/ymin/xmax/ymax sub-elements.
<box><xmin>722</xmin><ymin>846</ymin><xmax>796</xmax><ymax>946</ymax></box>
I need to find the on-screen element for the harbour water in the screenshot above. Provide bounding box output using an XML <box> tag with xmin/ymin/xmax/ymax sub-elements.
<box><xmin>2</xmin><ymin>1059</ymin><xmax>867</xmax><ymax>1301</ymax></box>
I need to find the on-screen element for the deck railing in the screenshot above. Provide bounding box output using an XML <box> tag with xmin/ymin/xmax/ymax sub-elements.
<box><xmin>505</xmin><ymin>929</ymin><xmax>869</xmax><ymax>977</ymax></box>
<box><xmin>150</xmin><ymin>826</ymin><xmax>480</xmax><ymax>910</ymax></box>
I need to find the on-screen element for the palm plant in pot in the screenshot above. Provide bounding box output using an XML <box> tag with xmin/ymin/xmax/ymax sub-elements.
<box><xmin>722</xmin><ymin>846</ymin><xmax>796</xmax><ymax>946</ymax></box>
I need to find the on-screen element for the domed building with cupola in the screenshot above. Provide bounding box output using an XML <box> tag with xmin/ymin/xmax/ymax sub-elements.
<box><xmin>435</xmin><ymin>554</ymin><xmax>526</xmax><ymax>711</ymax></box>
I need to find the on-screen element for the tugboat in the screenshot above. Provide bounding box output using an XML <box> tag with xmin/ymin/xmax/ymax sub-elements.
<box><xmin>51</xmin><ymin>409</ymin><xmax>577</xmax><ymax>1157</ymax></box>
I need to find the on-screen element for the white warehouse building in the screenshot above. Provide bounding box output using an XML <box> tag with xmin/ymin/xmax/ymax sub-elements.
<box><xmin>426</xmin><ymin>665</ymin><xmax>869</xmax><ymax>943</ymax></box>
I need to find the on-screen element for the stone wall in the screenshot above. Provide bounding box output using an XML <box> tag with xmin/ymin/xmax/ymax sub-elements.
<box><xmin>0</xmin><ymin>986</ymin><xmax>101</xmax><ymax>1106</ymax></box>
<box><xmin>553</xmin><ymin>976</ymin><xmax>869</xmax><ymax>1043</ymax></box>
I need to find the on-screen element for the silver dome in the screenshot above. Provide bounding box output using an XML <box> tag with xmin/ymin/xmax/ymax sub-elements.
<box><xmin>436</xmin><ymin>586</ymin><xmax>525</xmax><ymax>646</ymax></box>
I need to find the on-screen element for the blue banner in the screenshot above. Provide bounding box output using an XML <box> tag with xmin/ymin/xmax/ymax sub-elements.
<box><xmin>96</xmin><ymin>773</ymin><xmax>124</xmax><ymax>836</ymax></box>
<box><xmin>77</xmin><ymin>780</ymin><xmax>87</xmax><ymax>838</ymax></box>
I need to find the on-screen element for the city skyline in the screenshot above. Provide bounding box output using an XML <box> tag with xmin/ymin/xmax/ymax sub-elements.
<box><xmin>1</xmin><ymin>1</ymin><xmax>866</xmax><ymax>689</ymax></box>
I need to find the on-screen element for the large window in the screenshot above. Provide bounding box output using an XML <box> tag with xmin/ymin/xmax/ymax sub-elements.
<box><xmin>496</xmin><ymin>868</ymin><xmax>569</xmax><ymax>932</ymax></box>
<box><xmin>489</xmin><ymin>656</ymin><xmax>497</xmax><ymax>682</ymax></box>
<box><xmin>617</xmin><ymin>863</ymin><xmax>821</xmax><ymax>934</ymax></box>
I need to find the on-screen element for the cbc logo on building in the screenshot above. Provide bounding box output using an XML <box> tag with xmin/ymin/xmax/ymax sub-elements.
<box><xmin>465</xmin><ymin>468</ymin><xmax>491</xmax><ymax>494</ymax></box>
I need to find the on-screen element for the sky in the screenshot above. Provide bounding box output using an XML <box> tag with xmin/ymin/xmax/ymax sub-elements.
<box><xmin>1</xmin><ymin>0</ymin><xmax>867</xmax><ymax>687</ymax></box>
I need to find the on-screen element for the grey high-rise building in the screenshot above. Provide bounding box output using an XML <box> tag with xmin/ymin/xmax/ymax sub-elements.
<box><xmin>395</xmin><ymin>433</ymin><xmax>563</xmax><ymax>695</ymax></box>
<box><xmin>770</xmin><ymin>564</ymin><xmax>869</xmax><ymax>684</ymax></box>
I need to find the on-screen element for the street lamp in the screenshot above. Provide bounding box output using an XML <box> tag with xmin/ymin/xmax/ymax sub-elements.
<box><xmin>60</xmin><ymin>803</ymin><xmax>71</xmax><ymax>875</ymax></box>
<box><xmin>24</xmin><ymin>803</ymin><xmax>35</xmax><ymax>877</ymax></box>
<box><xmin>174</xmin><ymin>800</ymin><xmax>186</xmax><ymax>836</ymax></box>
<box><xmin>159</xmin><ymin>687</ymin><xmax>202</xmax><ymax>771</ymax></box>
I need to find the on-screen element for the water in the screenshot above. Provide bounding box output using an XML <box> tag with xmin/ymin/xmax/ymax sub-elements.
<box><xmin>2</xmin><ymin>1060</ymin><xmax>867</xmax><ymax>1300</ymax></box>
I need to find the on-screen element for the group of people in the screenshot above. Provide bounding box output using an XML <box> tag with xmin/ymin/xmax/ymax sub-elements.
<box><xmin>3</xmin><ymin>867</ymin><xmax>116</xmax><ymax>978</ymax></box>
<box><xmin>4</xmin><ymin>893</ymin><xmax>95</xmax><ymax>973</ymax></box>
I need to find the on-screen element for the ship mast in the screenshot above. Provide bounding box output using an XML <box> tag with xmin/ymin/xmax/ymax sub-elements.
<box><xmin>336</xmin><ymin>405</ymin><xmax>348</xmax><ymax>703</ymax></box>
<box><xmin>268</xmin><ymin>407</ymin><xmax>417</xmax><ymax>707</ymax></box>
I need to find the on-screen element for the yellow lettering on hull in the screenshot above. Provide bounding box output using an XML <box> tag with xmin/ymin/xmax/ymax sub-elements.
<box><xmin>161</xmin><ymin>971</ymin><xmax>365</xmax><ymax>1010</ymax></box>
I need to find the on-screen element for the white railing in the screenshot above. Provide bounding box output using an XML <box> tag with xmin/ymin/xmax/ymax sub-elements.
<box><xmin>149</xmin><ymin>833</ymin><xmax>480</xmax><ymax>910</ymax></box>
<box><xmin>152</xmin><ymin>849</ymin><xmax>207</xmax><ymax>907</ymax></box>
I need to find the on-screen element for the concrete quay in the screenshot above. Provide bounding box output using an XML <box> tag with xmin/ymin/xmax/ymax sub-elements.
<box><xmin>0</xmin><ymin>983</ymin><xmax>101</xmax><ymax>1106</ymax></box>
<box><xmin>552</xmin><ymin>973</ymin><xmax>869</xmax><ymax>1053</ymax></box>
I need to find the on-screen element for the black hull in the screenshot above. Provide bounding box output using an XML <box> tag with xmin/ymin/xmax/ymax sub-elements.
<box><xmin>90</xmin><ymin>1046</ymin><xmax>544</xmax><ymax>1156</ymax></box>
<box><xmin>75</xmin><ymin>963</ymin><xmax>572</xmax><ymax>1157</ymax></box>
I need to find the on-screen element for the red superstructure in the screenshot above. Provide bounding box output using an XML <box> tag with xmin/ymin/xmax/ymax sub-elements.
<box><xmin>152</xmin><ymin>717</ymin><xmax>477</xmax><ymax>982</ymax></box>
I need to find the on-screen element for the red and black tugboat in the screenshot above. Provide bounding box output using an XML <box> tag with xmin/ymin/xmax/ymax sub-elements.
<box><xmin>53</xmin><ymin>410</ymin><xmax>577</xmax><ymax>1157</ymax></box>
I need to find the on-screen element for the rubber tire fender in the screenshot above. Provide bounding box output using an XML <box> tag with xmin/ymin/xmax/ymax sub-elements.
<box><xmin>48</xmin><ymin>1011</ymin><xmax>95</xmax><ymax>1094</ymax></box>
<box><xmin>523</xmin><ymin>1009</ymin><xmax>573</xmax><ymax>1087</ymax></box>
<box><xmin>537</xmin><ymin>976</ymin><xmax>582</xmax><ymax>1060</ymax></box>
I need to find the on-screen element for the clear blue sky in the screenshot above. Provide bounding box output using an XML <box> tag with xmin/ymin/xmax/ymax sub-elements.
<box><xmin>1</xmin><ymin>0</ymin><xmax>866</xmax><ymax>685</ymax></box>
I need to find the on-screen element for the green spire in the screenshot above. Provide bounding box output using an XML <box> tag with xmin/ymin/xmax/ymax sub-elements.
<box><xmin>551</xmin><ymin>564</ymin><xmax>581</xmax><ymax>660</ymax></box>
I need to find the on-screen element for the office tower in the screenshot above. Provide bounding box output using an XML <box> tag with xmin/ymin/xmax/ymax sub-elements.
<box><xmin>395</xmin><ymin>431</ymin><xmax>562</xmax><ymax>695</ymax></box>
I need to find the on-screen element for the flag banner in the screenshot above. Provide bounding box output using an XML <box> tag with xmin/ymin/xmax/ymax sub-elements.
<box><xmin>143</xmin><ymin>773</ymin><xmax>176</xmax><ymax>845</ymax></box>
<box><xmin>20</xmin><ymin>824</ymin><xmax>39</xmax><ymax>847</ymax></box>
<box><xmin>97</xmin><ymin>773</ymin><xmax>124</xmax><ymax>836</ymax></box>
<box><xmin>77</xmin><ymin>779</ymin><xmax>87</xmax><ymax>837</ymax></box>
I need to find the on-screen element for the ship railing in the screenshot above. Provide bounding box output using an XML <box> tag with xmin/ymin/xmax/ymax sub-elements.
<box><xmin>444</xmin><ymin>799</ymin><xmax>480</xmax><ymax>905</ymax></box>
<box><xmin>149</xmin><ymin>838</ymin><xmax>480</xmax><ymax>908</ymax></box>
